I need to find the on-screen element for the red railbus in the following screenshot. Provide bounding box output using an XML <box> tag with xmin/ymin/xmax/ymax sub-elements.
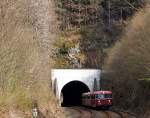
<box><xmin>82</xmin><ymin>91</ymin><xmax>112</xmax><ymax>108</ymax></box>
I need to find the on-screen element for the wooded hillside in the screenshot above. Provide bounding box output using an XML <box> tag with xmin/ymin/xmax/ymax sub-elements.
<box><xmin>53</xmin><ymin>0</ymin><xmax>147</xmax><ymax>68</ymax></box>
<box><xmin>0</xmin><ymin>0</ymin><xmax>149</xmax><ymax>117</ymax></box>
<box><xmin>103</xmin><ymin>7</ymin><xmax>150</xmax><ymax>117</ymax></box>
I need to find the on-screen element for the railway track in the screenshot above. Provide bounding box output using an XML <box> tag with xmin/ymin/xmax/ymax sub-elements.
<box><xmin>65</xmin><ymin>106</ymin><xmax>136</xmax><ymax>118</ymax></box>
<box><xmin>104</xmin><ymin>110</ymin><xmax>124</xmax><ymax>118</ymax></box>
<box><xmin>103</xmin><ymin>111</ymin><xmax>112</xmax><ymax>118</ymax></box>
<box><xmin>111</xmin><ymin>109</ymin><xmax>137</xmax><ymax>118</ymax></box>
<box><xmin>69</xmin><ymin>107</ymin><xmax>93</xmax><ymax>118</ymax></box>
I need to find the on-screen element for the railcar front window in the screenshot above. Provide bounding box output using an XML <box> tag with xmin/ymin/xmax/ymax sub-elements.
<box><xmin>96</xmin><ymin>94</ymin><xmax>104</xmax><ymax>99</ymax></box>
<box><xmin>96</xmin><ymin>94</ymin><xmax>112</xmax><ymax>99</ymax></box>
<box><xmin>105</xmin><ymin>94</ymin><xmax>112</xmax><ymax>98</ymax></box>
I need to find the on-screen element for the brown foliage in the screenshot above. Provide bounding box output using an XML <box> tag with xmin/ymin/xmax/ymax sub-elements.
<box><xmin>0</xmin><ymin>0</ymin><xmax>63</xmax><ymax>117</ymax></box>
<box><xmin>103</xmin><ymin>6</ymin><xmax>150</xmax><ymax>117</ymax></box>
<box><xmin>105</xmin><ymin>6</ymin><xmax>150</xmax><ymax>80</ymax></box>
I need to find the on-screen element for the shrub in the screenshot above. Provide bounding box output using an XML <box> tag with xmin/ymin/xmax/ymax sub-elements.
<box><xmin>103</xmin><ymin>6</ymin><xmax>150</xmax><ymax>117</ymax></box>
<box><xmin>105</xmin><ymin>7</ymin><xmax>150</xmax><ymax>80</ymax></box>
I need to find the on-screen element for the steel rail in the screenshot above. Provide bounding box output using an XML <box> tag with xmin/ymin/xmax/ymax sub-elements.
<box><xmin>71</xmin><ymin>106</ymin><xmax>93</xmax><ymax>118</ymax></box>
<box><xmin>103</xmin><ymin>111</ymin><xmax>112</xmax><ymax>118</ymax></box>
<box><xmin>69</xmin><ymin>107</ymin><xmax>82</xmax><ymax>118</ymax></box>
<box><xmin>78</xmin><ymin>106</ymin><xmax>94</xmax><ymax>118</ymax></box>
<box><xmin>111</xmin><ymin>109</ymin><xmax>137</xmax><ymax>118</ymax></box>
<box><xmin>66</xmin><ymin>106</ymin><xmax>137</xmax><ymax>118</ymax></box>
<box><xmin>109</xmin><ymin>110</ymin><xmax>124</xmax><ymax>118</ymax></box>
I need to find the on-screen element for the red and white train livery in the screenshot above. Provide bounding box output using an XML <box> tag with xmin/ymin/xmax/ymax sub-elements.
<box><xmin>82</xmin><ymin>91</ymin><xmax>112</xmax><ymax>108</ymax></box>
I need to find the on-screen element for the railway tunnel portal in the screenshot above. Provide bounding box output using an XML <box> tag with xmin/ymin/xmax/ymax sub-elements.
<box><xmin>61</xmin><ymin>81</ymin><xmax>90</xmax><ymax>106</ymax></box>
<box><xmin>51</xmin><ymin>69</ymin><xmax>101</xmax><ymax>106</ymax></box>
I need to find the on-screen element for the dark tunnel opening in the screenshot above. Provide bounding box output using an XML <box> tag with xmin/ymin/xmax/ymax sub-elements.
<box><xmin>61</xmin><ymin>81</ymin><xmax>90</xmax><ymax>106</ymax></box>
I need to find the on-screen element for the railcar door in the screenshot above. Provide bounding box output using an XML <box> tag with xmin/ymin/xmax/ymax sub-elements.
<box><xmin>91</xmin><ymin>94</ymin><xmax>96</xmax><ymax>107</ymax></box>
<box><xmin>87</xmin><ymin>95</ymin><xmax>91</xmax><ymax>106</ymax></box>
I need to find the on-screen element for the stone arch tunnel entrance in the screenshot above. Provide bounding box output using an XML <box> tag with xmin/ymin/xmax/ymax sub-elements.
<box><xmin>61</xmin><ymin>81</ymin><xmax>90</xmax><ymax>106</ymax></box>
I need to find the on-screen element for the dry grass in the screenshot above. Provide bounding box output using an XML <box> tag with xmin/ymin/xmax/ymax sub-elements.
<box><xmin>0</xmin><ymin>0</ymin><xmax>64</xmax><ymax>117</ymax></box>
<box><xmin>103</xmin><ymin>6</ymin><xmax>150</xmax><ymax>117</ymax></box>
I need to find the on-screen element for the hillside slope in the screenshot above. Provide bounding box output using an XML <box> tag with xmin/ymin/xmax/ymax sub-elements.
<box><xmin>53</xmin><ymin>0</ymin><xmax>148</xmax><ymax>68</ymax></box>
<box><xmin>0</xmin><ymin>0</ymin><xmax>64</xmax><ymax>117</ymax></box>
<box><xmin>104</xmin><ymin>6</ymin><xmax>150</xmax><ymax>118</ymax></box>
